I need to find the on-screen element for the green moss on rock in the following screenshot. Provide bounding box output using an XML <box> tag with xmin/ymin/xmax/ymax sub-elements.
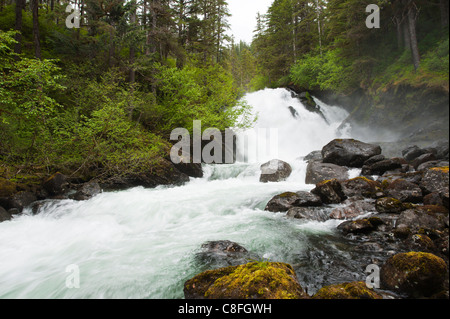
<box><xmin>184</xmin><ymin>262</ymin><xmax>307</xmax><ymax>299</ymax></box>
<box><xmin>313</xmin><ymin>281</ymin><xmax>383</xmax><ymax>299</ymax></box>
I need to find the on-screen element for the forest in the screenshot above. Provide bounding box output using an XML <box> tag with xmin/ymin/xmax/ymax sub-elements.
<box><xmin>0</xmin><ymin>0</ymin><xmax>449</xmax><ymax>181</ymax></box>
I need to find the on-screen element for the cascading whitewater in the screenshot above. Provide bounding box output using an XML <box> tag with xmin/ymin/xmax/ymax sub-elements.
<box><xmin>0</xmin><ymin>88</ymin><xmax>362</xmax><ymax>299</ymax></box>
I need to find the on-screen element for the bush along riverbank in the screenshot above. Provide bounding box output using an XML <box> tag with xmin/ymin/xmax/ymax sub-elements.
<box><xmin>184</xmin><ymin>138</ymin><xmax>449</xmax><ymax>300</ymax></box>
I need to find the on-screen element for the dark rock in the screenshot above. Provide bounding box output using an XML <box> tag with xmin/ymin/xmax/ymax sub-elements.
<box><xmin>303</xmin><ymin>150</ymin><xmax>323</xmax><ymax>163</ymax></box>
<box><xmin>43</xmin><ymin>172</ymin><xmax>68</xmax><ymax>196</ymax></box>
<box><xmin>72</xmin><ymin>181</ymin><xmax>102</xmax><ymax>201</ymax></box>
<box><xmin>265</xmin><ymin>192</ymin><xmax>301</xmax><ymax>213</ymax></box>
<box><xmin>313</xmin><ymin>281</ymin><xmax>382</xmax><ymax>299</ymax></box>
<box><xmin>311</xmin><ymin>179</ymin><xmax>347</xmax><ymax>204</ymax></box>
<box><xmin>441</xmin><ymin>190</ymin><xmax>449</xmax><ymax>209</ymax></box>
<box><xmin>260</xmin><ymin>160</ymin><xmax>292</xmax><ymax>183</ymax></box>
<box><xmin>173</xmin><ymin>163</ymin><xmax>204</xmax><ymax>178</ymax></box>
<box><xmin>294</xmin><ymin>191</ymin><xmax>323</xmax><ymax>207</ymax></box>
<box><xmin>411</xmin><ymin>153</ymin><xmax>436</xmax><ymax>169</ymax></box>
<box><xmin>420</xmin><ymin>167</ymin><xmax>449</xmax><ymax>195</ymax></box>
<box><xmin>381</xmin><ymin>252</ymin><xmax>448</xmax><ymax>298</ymax></box>
<box><xmin>329</xmin><ymin>198</ymin><xmax>376</xmax><ymax>220</ymax></box>
<box><xmin>423</xmin><ymin>192</ymin><xmax>444</xmax><ymax>206</ymax></box>
<box><xmin>431</xmin><ymin>141</ymin><xmax>449</xmax><ymax>161</ymax></box>
<box><xmin>417</xmin><ymin>160</ymin><xmax>449</xmax><ymax>172</ymax></box>
<box><xmin>375</xmin><ymin>197</ymin><xmax>408</xmax><ymax>214</ymax></box>
<box><xmin>362</xmin><ymin>158</ymin><xmax>405</xmax><ymax>176</ymax></box>
<box><xmin>402</xmin><ymin>145</ymin><xmax>428</xmax><ymax>162</ymax></box>
<box><xmin>184</xmin><ymin>262</ymin><xmax>307</xmax><ymax>299</ymax></box>
<box><xmin>385</xmin><ymin>179</ymin><xmax>423</xmax><ymax>203</ymax></box>
<box><xmin>342</xmin><ymin>177</ymin><xmax>381</xmax><ymax>198</ymax></box>
<box><xmin>377</xmin><ymin>171</ymin><xmax>424</xmax><ymax>185</ymax></box>
<box><xmin>0</xmin><ymin>206</ymin><xmax>12</xmax><ymax>223</ymax></box>
<box><xmin>363</xmin><ymin>154</ymin><xmax>386</xmax><ymax>166</ymax></box>
<box><xmin>0</xmin><ymin>191</ymin><xmax>38</xmax><ymax>213</ymax></box>
<box><xmin>396</xmin><ymin>207</ymin><xmax>448</xmax><ymax>234</ymax></box>
<box><xmin>322</xmin><ymin>139</ymin><xmax>382</xmax><ymax>168</ymax></box>
<box><xmin>287</xmin><ymin>207</ymin><xmax>329</xmax><ymax>222</ymax></box>
<box><xmin>288</xmin><ymin>106</ymin><xmax>299</xmax><ymax>118</ymax></box>
<box><xmin>201</xmin><ymin>240</ymin><xmax>248</xmax><ymax>253</ymax></box>
<box><xmin>305</xmin><ymin>162</ymin><xmax>349</xmax><ymax>185</ymax></box>
<box><xmin>195</xmin><ymin>241</ymin><xmax>258</xmax><ymax>270</ymax></box>
<box><xmin>337</xmin><ymin>219</ymin><xmax>377</xmax><ymax>235</ymax></box>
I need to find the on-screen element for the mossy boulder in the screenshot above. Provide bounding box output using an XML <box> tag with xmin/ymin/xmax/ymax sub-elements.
<box><xmin>375</xmin><ymin>197</ymin><xmax>409</xmax><ymax>214</ymax></box>
<box><xmin>313</xmin><ymin>281</ymin><xmax>382</xmax><ymax>299</ymax></box>
<box><xmin>342</xmin><ymin>176</ymin><xmax>381</xmax><ymax>198</ymax></box>
<box><xmin>311</xmin><ymin>179</ymin><xmax>347</xmax><ymax>204</ymax></box>
<box><xmin>184</xmin><ymin>262</ymin><xmax>307</xmax><ymax>299</ymax></box>
<box><xmin>381</xmin><ymin>252</ymin><xmax>448</xmax><ymax>297</ymax></box>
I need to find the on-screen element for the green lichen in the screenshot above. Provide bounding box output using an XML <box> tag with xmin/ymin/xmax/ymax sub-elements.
<box><xmin>313</xmin><ymin>281</ymin><xmax>382</xmax><ymax>299</ymax></box>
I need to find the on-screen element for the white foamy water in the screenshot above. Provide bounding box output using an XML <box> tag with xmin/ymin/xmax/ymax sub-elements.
<box><xmin>0</xmin><ymin>89</ymin><xmax>358</xmax><ymax>299</ymax></box>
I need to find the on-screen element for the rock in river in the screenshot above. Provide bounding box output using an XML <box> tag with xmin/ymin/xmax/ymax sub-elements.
<box><xmin>322</xmin><ymin>139</ymin><xmax>382</xmax><ymax>168</ymax></box>
<box><xmin>260</xmin><ymin>160</ymin><xmax>292</xmax><ymax>183</ymax></box>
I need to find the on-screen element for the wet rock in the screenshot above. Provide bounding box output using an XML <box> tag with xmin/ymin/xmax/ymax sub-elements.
<box><xmin>305</xmin><ymin>162</ymin><xmax>349</xmax><ymax>185</ymax></box>
<box><xmin>313</xmin><ymin>281</ymin><xmax>382</xmax><ymax>299</ymax></box>
<box><xmin>375</xmin><ymin>197</ymin><xmax>408</xmax><ymax>214</ymax></box>
<box><xmin>337</xmin><ymin>218</ymin><xmax>378</xmax><ymax>235</ymax></box>
<box><xmin>342</xmin><ymin>177</ymin><xmax>381</xmax><ymax>198</ymax></box>
<box><xmin>184</xmin><ymin>262</ymin><xmax>307</xmax><ymax>299</ymax></box>
<box><xmin>380</xmin><ymin>252</ymin><xmax>448</xmax><ymax>298</ymax></box>
<box><xmin>311</xmin><ymin>179</ymin><xmax>347</xmax><ymax>204</ymax></box>
<box><xmin>0</xmin><ymin>206</ymin><xmax>12</xmax><ymax>223</ymax></box>
<box><xmin>362</xmin><ymin>158</ymin><xmax>405</xmax><ymax>176</ymax></box>
<box><xmin>260</xmin><ymin>160</ymin><xmax>292</xmax><ymax>183</ymax></box>
<box><xmin>411</xmin><ymin>153</ymin><xmax>436</xmax><ymax>169</ymax></box>
<box><xmin>417</xmin><ymin>161</ymin><xmax>449</xmax><ymax>172</ymax></box>
<box><xmin>0</xmin><ymin>191</ymin><xmax>38</xmax><ymax>213</ymax></box>
<box><xmin>385</xmin><ymin>179</ymin><xmax>423</xmax><ymax>203</ymax></box>
<box><xmin>265</xmin><ymin>192</ymin><xmax>301</xmax><ymax>213</ymax></box>
<box><xmin>201</xmin><ymin>240</ymin><xmax>248</xmax><ymax>253</ymax></box>
<box><xmin>330</xmin><ymin>198</ymin><xmax>376</xmax><ymax>220</ymax></box>
<box><xmin>72</xmin><ymin>181</ymin><xmax>102</xmax><ymax>201</ymax></box>
<box><xmin>287</xmin><ymin>207</ymin><xmax>329</xmax><ymax>222</ymax></box>
<box><xmin>322</xmin><ymin>139</ymin><xmax>382</xmax><ymax>168</ymax></box>
<box><xmin>303</xmin><ymin>150</ymin><xmax>323</xmax><ymax>163</ymax></box>
<box><xmin>43</xmin><ymin>172</ymin><xmax>68</xmax><ymax>196</ymax></box>
<box><xmin>395</xmin><ymin>207</ymin><xmax>448</xmax><ymax>235</ymax></box>
<box><xmin>423</xmin><ymin>192</ymin><xmax>444</xmax><ymax>206</ymax></box>
<box><xmin>173</xmin><ymin>162</ymin><xmax>204</xmax><ymax>178</ymax></box>
<box><xmin>402</xmin><ymin>145</ymin><xmax>428</xmax><ymax>162</ymax></box>
<box><xmin>377</xmin><ymin>171</ymin><xmax>423</xmax><ymax>185</ymax></box>
<box><xmin>294</xmin><ymin>191</ymin><xmax>323</xmax><ymax>207</ymax></box>
<box><xmin>364</xmin><ymin>154</ymin><xmax>386</xmax><ymax>167</ymax></box>
<box><xmin>420</xmin><ymin>167</ymin><xmax>449</xmax><ymax>196</ymax></box>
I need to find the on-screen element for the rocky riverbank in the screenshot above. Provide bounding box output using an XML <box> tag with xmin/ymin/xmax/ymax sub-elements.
<box><xmin>184</xmin><ymin>138</ymin><xmax>449</xmax><ymax>299</ymax></box>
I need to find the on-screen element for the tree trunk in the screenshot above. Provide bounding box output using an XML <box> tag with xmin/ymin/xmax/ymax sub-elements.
<box><xmin>439</xmin><ymin>0</ymin><xmax>449</xmax><ymax>28</ymax></box>
<box><xmin>406</xmin><ymin>0</ymin><xmax>420</xmax><ymax>71</ymax></box>
<box><xmin>31</xmin><ymin>0</ymin><xmax>41</xmax><ymax>59</ymax></box>
<box><xmin>14</xmin><ymin>0</ymin><xmax>25</xmax><ymax>55</ymax></box>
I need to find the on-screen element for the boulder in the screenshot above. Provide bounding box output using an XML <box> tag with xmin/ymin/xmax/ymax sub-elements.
<box><xmin>341</xmin><ymin>177</ymin><xmax>381</xmax><ymax>198</ymax></box>
<box><xmin>363</xmin><ymin>154</ymin><xmax>386</xmax><ymax>167</ymax></box>
<box><xmin>173</xmin><ymin>162</ymin><xmax>204</xmax><ymax>178</ymax></box>
<box><xmin>184</xmin><ymin>262</ymin><xmax>307</xmax><ymax>299</ymax></box>
<box><xmin>423</xmin><ymin>192</ymin><xmax>444</xmax><ymax>206</ymax></box>
<box><xmin>303</xmin><ymin>150</ymin><xmax>323</xmax><ymax>163</ymax></box>
<box><xmin>395</xmin><ymin>207</ymin><xmax>448</xmax><ymax>234</ymax></box>
<box><xmin>265</xmin><ymin>192</ymin><xmax>301</xmax><ymax>213</ymax></box>
<box><xmin>375</xmin><ymin>197</ymin><xmax>408</xmax><ymax>214</ymax></box>
<box><xmin>313</xmin><ymin>281</ymin><xmax>382</xmax><ymax>299</ymax></box>
<box><xmin>329</xmin><ymin>198</ymin><xmax>377</xmax><ymax>220</ymax></box>
<box><xmin>377</xmin><ymin>171</ymin><xmax>423</xmax><ymax>185</ymax></box>
<box><xmin>420</xmin><ymin>167</ymin><xmax>449</xmax><ymax>195</ymax></box>
<box><xmin>322</xmin><ymin>139</ymin><xmax>382</xmax><ymax>168</ymax></box>
<box><xmin>0</xmin><ymin>206</ymin><xmax>12</xmax><ymax>223</ymax></box>
<box><xmin>287</xmin><ymin>207</ymin><xmax>329</xmax><ymax>222</ymax></box>
<box><xmin>411</xmin><ymin>153</ymin><xmax>436</xmax><ymax>169</ymax></box>
<box><xmin>195</xmin><ymin>241</ymin><xmax>257</xmax><ymax>269</ymax></box>
<box><xmin>305</xmin><ymin>162</ymin><xmax>349</xmax><ymax>185</ymax></box>
<box><xmin>311</xmin><ymin>179</ymin><xmax>347</xmax><ymax>204</ymax></box>
<box><xmin>0</xmin><ymin>191</ymin><xmax>37</xmax><ymax>213</ymax></box>
<box><xmin>337</xmin><ymin>218</ymin><xmax>379</xmax><ymax>235</ymax></box>
<box><xmin>385</xmin><ymin>179</ymin><xmax>423</xmax><ymax>203</ymax></box>
<box><xmin>72</xmin><ymin>181</ymin><xmax>102</xmax><ymax>201</ymax></box>
<box><xmin>265</xmin><ymin>191</ymin><xmax>322</xmax><ymax>212</ymax></box>
<box><xmin>417</xmin><ymin>161</ymin><xmax>449</xmax><ymax>172</ymax></box>
<box><xmin>402</xmin><ymin>145</ymin><xmax>428</xmax><ymax>162</ymax></box>
<box><xmin>43</xmin><ymin>172</ymin><xmax>68</xmax><ymax>196</ymax></box>
<box><xmin>361</xmin><ymin>158</ymin><xmax>405</xmax><ymax>176</ymax></box>
<box><xmin>380</xmin><ymin>252</ymin><xmax>448</xmax><ymax>298</ymax></box>
<box><xmin>260</xmin><ymin>160</ymin><xmax>292</xmax><ymax>183</ymax></box>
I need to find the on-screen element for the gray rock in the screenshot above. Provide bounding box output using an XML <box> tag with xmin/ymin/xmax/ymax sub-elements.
<box><xmin>287</xmin><ymin>207</ymin><xmax>329</xmax><ymax>222</ymax></box>
<box><xmin>322</xmin><ymin>139</ymin><xmax>382</xmax><ymax>168</ymax></box>
<box><xmin>260</xmin><ymin>160</ymin><xmax>292</xmax><ymax>183</ymax></box>
<box><xmin>0</xmin><ymin>206</ymin><xmax>12</xmax><ymax>223</ymax></box>
<box><xmin>305</xmin><ymin>161</ymin><xmax>349</xmax><ymax>185</ymax></box>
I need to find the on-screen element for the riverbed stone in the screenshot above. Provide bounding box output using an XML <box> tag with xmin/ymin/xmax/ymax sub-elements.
<box><xmin>184</xmin><ymin>262</ymin><xmax>307</xmax><ymax>299</ymax></box>
<box><xmin>287</xmin><ymin>207</ymin><xmax>329</xmax><ymax>222</ymax></box>
<box><xmin>311</xmin><ymin>179</ymin><xmax>347</xmax><ymax>204</ymax></box>
<box><xmin>305</xmin><ymin>162</ymin><xmax>349</xmax><ymax>185</ymax></box>
<box><xmin>342</xmin><ymin>177</ymin><xmax>381</xmax><ymax>198</ymax></box>
<box><xmin>420</xmin><ymin>167</ymin><xmax>449</xmax><ymax>195</ymax></box>
<box><xmin>380</xmin><ymin>252</ymin><xmax>448</xmax><ymax>298</ymax></box>
<box><xmin>0</xmin><ymin>206</ymin><xmax>12</xmax><ymax>223</ymax></box>
<box><xmin>361</xmin><ymin>158</ymin><xmax>405</xmax><ymax>176</ymax></box>
<box><xmin>43</xmin><ymin>172</ymin><xmax>68</xmax><ymax>196</ymax></box>
<box><xmin>313</xmin><ymin>281</ymin><xmax>382</xmax><ymax>299</ymax></box>
<box><xmin>265</xmin><ymin>192</ymin><xmax>300</xmax><ymax>213</ymax></box>
<box><xmin>375</xmin><ymin>197</ymin><xmax>408</xmax><ymax>214</ymax></box>
<box><xmin>72</xmin><ymin>181</ymin><xmax>102</xmax><ymax>201</ymax></box>
<box><xmin>385</xmin><ymin>179</ymin><xmax>423</xmax><ymax>203</ymax></box>
<box><xmin>322</xmin><ymin>139</ymin><xmax>382</xmax><ymax>168</ymax></box>
<box><xmin>260</xmin><ymin>160</ymin><xmax>292</xmax><ymax>183</ymax></box>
